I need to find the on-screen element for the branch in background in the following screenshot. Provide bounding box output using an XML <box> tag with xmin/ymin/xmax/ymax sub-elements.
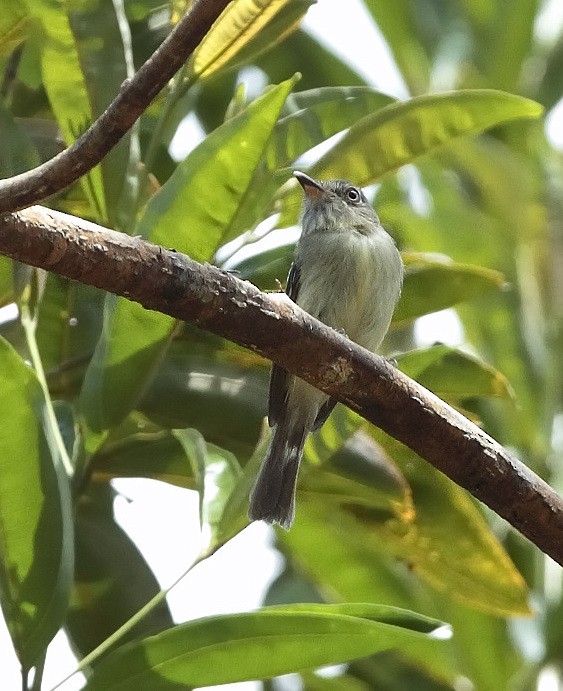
<box><xmin>1</xmin><ymin>206</ymin><xmax>562</xmax><ymax>566</ymax></box>
<box><xmin>0</xmin><ymin>0</ymin><xmax>232</xmax><ymax>214</ymax></box>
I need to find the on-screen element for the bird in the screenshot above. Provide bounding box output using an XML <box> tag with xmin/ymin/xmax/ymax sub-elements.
<box><xmin>248</xmin><ymin>170</ymin><xmax>404</xmax><ymax>529</ymax></box>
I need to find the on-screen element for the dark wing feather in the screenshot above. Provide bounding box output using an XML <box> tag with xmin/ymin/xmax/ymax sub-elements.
<box><xmin>268</xmin><ymin>262</ymin><xmax>301</xmax><ymax>426</ymax></box>
<box><xmin>285</xmin><ymin>260</ymin><xmax>301</xmax><ymax>303</ymax></box>
<box><xmin>312</xmin><ymin>398</ymin><xmax>337</xmax><ymax>431</ymax></box>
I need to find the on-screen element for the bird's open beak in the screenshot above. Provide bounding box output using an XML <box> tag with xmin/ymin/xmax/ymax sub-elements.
<box><xmin>294</xmin><ymin>170</ymin><xmax>324</xmax><ymax>199</ymax></box>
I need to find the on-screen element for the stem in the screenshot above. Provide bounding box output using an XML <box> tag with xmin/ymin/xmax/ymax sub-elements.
<box><xmin>30</xmin><ymin>654</ymin><xmax>46</xmax><ymax>691</ymax></box>
<box><xmin>49</xmin><ymin>554</ymin><xmax>204</xmax><ymax>691</ymax></box>
<box><xmin>134</xmin><ymin>71</ymin><xmax>196</xmax><ymax>220</ymax></box>
<box><xmin>20</xmin><ymin>305</ymin><xmax>74</xmax><ymax>476</ymax></box>
<box><xmin>144</xmin><ymin>75</ymin><xmax>194</xmax><ymax>175</ymax></box>
<box><xmin>219</xmin><ymin>226</ymin><xmax>274</xmax><ymax>266</ymax></box>
<box><xmin>50</xmin><ymin>513</ymin><xmax>248</xmax><ymax>691</ymax></box>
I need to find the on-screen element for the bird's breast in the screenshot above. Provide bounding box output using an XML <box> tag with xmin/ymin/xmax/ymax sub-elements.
<box><xmin>296</xmin><ymin>229</ymin><xmax>402</xmax><ymax>352</ymax></box>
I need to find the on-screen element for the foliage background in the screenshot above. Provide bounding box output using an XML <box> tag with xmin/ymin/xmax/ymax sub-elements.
<box><xmin>1</xmin><ymin>0</ymin><xmax>563</xmax><ymax>689</ymax></box>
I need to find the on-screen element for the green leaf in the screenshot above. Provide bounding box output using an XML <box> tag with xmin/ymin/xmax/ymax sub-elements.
<box><xmin>229</xmin><ymin>242</ymin><xmax>294</xmax><ymax>290</ymax></box>
<box><xmin>190</xmin><ymin>0</ymin><xmax>306</xmax><ymax>81</ymax></box>
<box><xmin>70</xmin><ymin>0</ymin><xmax>141</xmax><ymax>229</ymax></box>
<box><xmin>90</xmin><ymin>417</ymin><xmax>193</xmax><ymax>486</ymax></box>
<box><xmin>25</xmin><ymin>0</ymin><xmax>106</xmax><ymax>219</ymax></box>
<box><xmin>0</xmin><ymin>0</ymin><xmax>30</xmax><ymax>56</ymax></box>
<box><xmin>279</xmin><ymin>506</ymin><xmax>457</xmax><ymax>683</ymax></box>
<box><xmin>396</xmin><ymin>345</ymin><xmax>513</xmax><ymax>402</ymax></box>
<box><xmin>0</xmin><ymin>337</ymin><xmax>73</xmax><ymax>669</ymax></box>
<box><xmin>347</xmin><ymin>651</ymin><xmax>456</xmax><ymax>691</ymax></box>
<box><xmin>0</xmin><ymin>257</ymin><xmax>13</xmax><ymax>307</ymax></box>
<box><xmin>202</xmin><ymin>0</ymin><xmax>316</xmax><ymax>80</ymax></box>
<box><xmin>139</xmin><ymin>331</ymin><xmax>267</xmax><ymax>459</ymax></box>
<box><xmin>281</xmin><ymin>503</ymin><xmax>422</xmax><ymax>609</ymax></box>
<box><xmin>85</xmin><ymin>603</ymin><xmax>446</xmax><ymax>690</ymax></box>
<box><xmin>439</xmin><ymin>601</ymin><xmax>523</xmax><ymax>690</ymax></box>
<box><xmin>394</xmin><ymin>252</ymin><xmax>505</xmax><ymax>323</ymax></box>
<box><xmin>137</xmin><ymin>76</ymin><xmax>297</xmax><ymax>260</ymax></box>
<box><xmin>172</xmin><ymin>428</ymin><xmax>243</xmax><ymax>551</ymax></box>
<box><xmin>66</xmin><ymin>483</ymin><xmax>173</xmax><ymax>658</ymax></box>
<box><xmin>36</xmin><ymin>275</ymin><xmax>105</xmax><ymax>373</ymax></box>
<box><xmin>304</xmin><ymin>404</ymin><xmax>364</xmax><ymax>467</ymax></box>
<box><xmin>79</xmin><ymin>295</ymin><xmax>175</xmax><ymax>455</ymax></box>
<box><xmin>304</xmin><ymin>430</ymin><xmax>412</xmax><ymax>514</ymax></box>
<box><xmin>538</xmin><ymin>30</ymin><xmax>563</xmax><ymax>111</ymax></box>
<box><xmin>473</xmin><ymin>0</ymin><xmax>537</xmax><ymax>91</ymax></box>
<box><xmin>0</xmin><ymin>317</ymin><xmax>26</xmax><ymax>359</ymax></box>
<box><xmin>224</xmin><ymin>87</ymin><xmax>396</xmax><ymax>241</ymax></box>
<box><xmin>264</xmin><ymin>559</ymin><xmax>324</xmax><ymax>606</ymax></box>
<box><xmin>377</xmin><ymin>183</ymin><xmax>503</xmax><ymax>271</ymax></box>
<box><xmin>300</xmin><ymin>670</ymin><xmax>372</xmax><ymax>690</ymax></box>
<box><xmin>216</xmin><ymin>428</ymin><xmax>270</xmax><ymax>542</ymax></box>
<box><xmin>403</xmin><ymin>150</ymin><xmax>547</xmax><ymax>453</ymax></box>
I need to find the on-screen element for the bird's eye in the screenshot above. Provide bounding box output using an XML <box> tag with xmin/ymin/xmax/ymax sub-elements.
<box><xmin>346</xmin><ymin>187</ymin><xmax>361</xmax><ymax>203</ymax></box>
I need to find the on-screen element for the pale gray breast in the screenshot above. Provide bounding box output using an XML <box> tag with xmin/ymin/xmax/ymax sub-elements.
<box><xmin>296</xmin><ymin>228</ymin><xmax>403</xmax><ymax>353</ymax></box>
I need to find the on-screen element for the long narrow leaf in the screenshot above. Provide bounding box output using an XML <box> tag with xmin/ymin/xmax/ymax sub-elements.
<box><xmin>79</xmin><ymin>295</ymin><xmax>174</xmax><ymax>455</ymax></box>
<box><xmin>314</xmin><ymin>90</ymin><xmax>543</xmax><ymax>184</ymax></box>
<box><xmin>26</xmin><ymin>0</ymin><xmax>106</xmax><ymax>219</ymax></box>
<box><xmin>85</xmin><ymin>603</ymin><xmax>445</xmax><ymax>689</ymax></box>
<box><xmin>0</xmin><ymin>338</ymin><xmax>73</xmax><ymax>669</ymax></box>
<box><xmin>190</xmin><ymin>0</ymin><xmax>305</xmax><ymax>80</ymax></box>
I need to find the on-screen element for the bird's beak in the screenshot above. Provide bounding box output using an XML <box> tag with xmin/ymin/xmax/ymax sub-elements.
<box><xmin>294</xmin><ymin>170</ymin><xmax>324</xmax><ymax>199</ymax></box>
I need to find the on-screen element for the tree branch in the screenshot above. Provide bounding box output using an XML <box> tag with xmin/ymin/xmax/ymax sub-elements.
<box><xmin>0</xmin><ymin>0</ymin><xmax>232</xmax><ymax>214</ymax></box>
<box><xmin>1</xmin><ymin>206</ymin><xmax>562</xmax><ymax>566</ymax></box>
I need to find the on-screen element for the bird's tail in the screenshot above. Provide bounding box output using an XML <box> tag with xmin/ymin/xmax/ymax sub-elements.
<box><xmin>248</xmin><ymin>420</ymin><xmax>308</xmax><ymax>530</ymax></box>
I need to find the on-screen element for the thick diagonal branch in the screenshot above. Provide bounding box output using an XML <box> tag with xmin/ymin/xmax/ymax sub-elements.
<box><xmin>1</xmin><ymin>205</ymin><xmax>562</xmax><ymax>566</ymax></box>
<box><xmin>0</xmin><ymin>0</ymin><xmax>231</xmax><ymax>214</ymax></box>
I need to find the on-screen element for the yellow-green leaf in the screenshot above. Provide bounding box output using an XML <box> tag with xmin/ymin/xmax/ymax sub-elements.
<box><xmin>394</xmin><ymin>252</ymin><xmax>505</xmax><ymax>323</ymax></box>
<box><xmin>278</xmin><ymin>90</ymin><xmax>543</xmax><ymax>227</ymax></box>
<box><xmin>314</xmin><ymin>90</ymin><xmax>543</xmax><ymax>185</ymax></box>
<box><xmin>369</xmin><ymin>431</ymin><xmax>531</xmax><ymax>617</ymax></box>
<box><xmin>0</xmin><ymin>0</ymin><xmax>30</xmax><ymax>56</ymax></box>
<box><xmin>191</xmin><ymin>0</ymin><xmax>301</xmax><ymax>80</ymax></box>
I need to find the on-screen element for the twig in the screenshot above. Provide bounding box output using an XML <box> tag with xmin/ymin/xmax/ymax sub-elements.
<box><xmin>0</xmin><ymin>205</ymin><xmax>562</xmax><ymax>566</ymax></box>
<box><xmin>0</xmin><ymin>0</ymin><xmax>232</xmax><ymax>214</ymax></box>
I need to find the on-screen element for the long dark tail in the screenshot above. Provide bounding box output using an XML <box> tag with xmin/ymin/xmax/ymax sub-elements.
<box><xmin>248</xmin><ymin>420</ymin><xmax>308</xmax><ymax>530</ymax></box>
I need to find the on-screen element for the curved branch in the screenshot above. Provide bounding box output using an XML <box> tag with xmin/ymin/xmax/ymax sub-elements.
<box><xmin>0</xmin><ymin>0</ymin><xmax>232</xmax><ymax>214</ymax></box>
<box><xmin>1</xmin><ymin>205</ymin><xmax>562</xmax><ymax>566</ymax></box>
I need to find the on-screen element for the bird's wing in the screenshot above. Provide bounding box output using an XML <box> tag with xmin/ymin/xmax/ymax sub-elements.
<box><xmin>312</xmin><ymin>397</ymin><xmax>338</xmax><ymax>431</ymax></box>
<box><xmin>287</xmin><ymin>259</ymin><xmax>337</xmax><ymax>429</ymax></box>
<box><xmin>285</xmin><ymin>260</ymin><xmax>301</xmax><ymax>303</ymax></box>
<box><xmin>268</xmin><ymin>262</ymin><xmax>301</xmax><ymax>426</ymax></box>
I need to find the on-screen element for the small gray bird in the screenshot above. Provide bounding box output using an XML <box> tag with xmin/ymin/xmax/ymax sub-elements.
<box><xmin>248</xmin><ymin>171</ymin><xmax>404</xmax><ymax>529</ymax></box>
